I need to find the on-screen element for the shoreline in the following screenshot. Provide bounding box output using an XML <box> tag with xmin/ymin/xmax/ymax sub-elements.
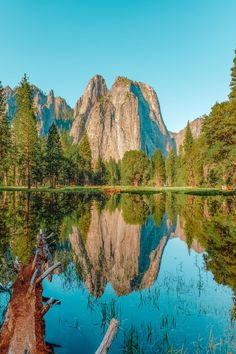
<box><xmin>0</xmin><ymin>185</ymin><xmax>235</xmax><ymax>195</ymax></box>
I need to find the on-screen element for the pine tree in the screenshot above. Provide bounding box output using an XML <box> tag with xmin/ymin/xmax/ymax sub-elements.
<box><xmin>46</xmin><ymin>123</ymin><xmax>63</xmax><ymax>188</ymax></box>
<box><xmin>106</xmin><ymin>158</ymin><xmax>121</xmax><ymax>185</ymax></box>
<box><xmin>165</xmin><ymin>148</ymin><xmax>175</xmax><ymax>186</ymax></box>
<box><xmin>121</xmin><ymin>150</ymin><xmax>150</xmax><ymax>186</ymax></box>
<box><xmin>32</xmin><ymin>137</ymin><xmax>46</xmax><ymax>187</ymax></box>
<box><xmin>152</xmin><ymin>149</ymin><xmax>166</xmax><ymax>186</ymax></box>
<box><xmin>0</xmin><ymin>82</ymin><xmax>12</xmax><ymax>185</ymax></box>
<box><xmin>78</xmin><ymin>132</ymin><xmax>92</xmax><ymax>185</ymax></box>
<box><xmin>183</xmin><ymin>121</ymin><xmax>194</xmax><ymax>186</ymax></box>
<box><xmin>183</xmin><ymin>121</ymin><xmax>193</xmax><ymax>155</ymax></box>
<box><xmin>13</xmin><ymin>74</ymin><xmax>38</xmax><ymax>188</ymax></box>
<box><xmin>229</xmin><ymin>50</ymin><xmax>236</xmax><ymax>104</ymax></box>
<box><xmin>228</xmin><ymin>49</ymin><xmax>236</xmax><ymax>185</ymax></box>
<box><xmin>94</xmin><ymin>156</ymin><xmax>108</xmax><ymax>185</ymax></box>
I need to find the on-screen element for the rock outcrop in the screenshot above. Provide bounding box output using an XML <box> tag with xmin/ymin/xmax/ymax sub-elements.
<box><xmin>5</xmin><ymin>85</ymin><xmax>73</xmax><ymax>135</ymax></box>
<box><xmin>170</xmin><ymin>117</ymin><xmax>204</xmax><ymax>153</ymax></box>
<box><xmin>71</xmin><ymin>75</ymin><xmax>175</xmax><ymax>161</ymax></box>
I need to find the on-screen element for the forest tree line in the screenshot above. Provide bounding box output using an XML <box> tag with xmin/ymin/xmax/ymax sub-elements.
<box><xmin>0</xmin><ymin>51</ymin><xmax>235</xmax><ymax>188</ymax></box>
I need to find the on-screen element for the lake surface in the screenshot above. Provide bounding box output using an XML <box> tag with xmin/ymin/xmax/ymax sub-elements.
<box><xmin>0</xmin><ymin>192</ymin><xmax>235</xmax><ymax>353</ymax></box>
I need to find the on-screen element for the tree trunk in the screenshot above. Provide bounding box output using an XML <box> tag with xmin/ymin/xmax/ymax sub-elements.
<box><xmin>27</xmin><ymin>161</ymin><xmax>31</xmax><ymax>189</ymax></box>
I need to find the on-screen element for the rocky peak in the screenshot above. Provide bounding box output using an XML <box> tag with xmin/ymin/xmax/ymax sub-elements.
<box><xmin>47</xmin><ymin>89</ymin><xmax>55</xmax><ymax>105</ymax></box>
<box><xmin>171</xmin><ymin>117</ymin><xmax>204</xmax><ymax>153</ymax></box>
<box><xmin>71</xmin><ymin>75</ymin><xmax>108</xmax><ymax>143</ymax></box>
<box><xmin>71</xmin><ymin>75</ymin><xmax>175</xmax><ymax>161</ymax></box>
<box><xmin>5</xmin><ymin>85</ymin><xmax>73</xmax><ymax>135</ymax></box>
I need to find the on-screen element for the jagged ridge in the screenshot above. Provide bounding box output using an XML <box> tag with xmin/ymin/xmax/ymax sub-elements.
<box><xmin>5</xmin><ymin>85</ymin><xmax>73</xmax><ymax>135</ymax></box>
<box><xmin>71</xmin><ymin>75</ymin><xmax>175</xmax><ymax>161</ymax></box>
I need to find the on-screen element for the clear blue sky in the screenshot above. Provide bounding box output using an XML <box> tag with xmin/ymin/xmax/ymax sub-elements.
<box><xmin>0</xmin><ymin>0</ymin><xmax>236</xmax><ymax>132</ymax></box>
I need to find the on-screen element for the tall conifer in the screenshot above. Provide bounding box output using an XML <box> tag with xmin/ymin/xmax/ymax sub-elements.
<box><xmin>152</xmin><ymin>149</ymin><xmax>166</xmax><ymax>186</ymax></box>
<box><xmin>166</xmin><ymin>148</ymin><xmax>175</xmax><ymax>186</ymax></box>
<box><xmin>78</xmin><ymin>132</ymin><xmax>92</xmax><ymax>184</ymax></box>
<box><xmin>13</xmin><ymin>75</ymin><xmax>37</xmax><ymax>188</ymax></box>
<box><xmin>0</xmin><ymin>82</ymin><xmax>12</xmax><ymax>184</ymax></box>
<box><xmin>46</xmin><ymin>123</ymin><xmax>63</xmax><ymax>188</ymax></box>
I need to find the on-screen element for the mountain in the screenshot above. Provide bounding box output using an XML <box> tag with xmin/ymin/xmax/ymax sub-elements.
<box><xmin>170</xmin><ymin>117</ymin><xmax>204</xmax><ymax>153</ymax></box>
<box><xmin>5</xmin><ymin>85</ymin><xmax>73</xmax><ymax>135</ymax></box>
<box><xmin>6</xmin><ymin>76</ymin><xmax>204</xmax><ymax>161</ymax></box>
<box><xmin>70</xmin><ymin>75</ymin><xmax>175</xmax><ymax>161</ymax></box>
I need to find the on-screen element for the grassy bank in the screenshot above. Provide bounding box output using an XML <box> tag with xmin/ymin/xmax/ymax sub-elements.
<box><xmin>0</xmin><ymin>185</ymin><xmax>236</xmax><ymax>195</ymax></box>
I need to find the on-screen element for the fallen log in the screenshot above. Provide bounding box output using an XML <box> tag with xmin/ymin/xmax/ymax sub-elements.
<box><xmin>0</xmin><ymin>230</ymin><xmax>52</xmax><ymax>354</ymax></box>
<box><xmin>31</xmin><ymin>249</ymin><xmax>39</xmax><ymax>271</ymax></box>
<box><xmin>95</xmin><ymin>318</ymin><xmax>119</xmax><ymax>354</ymax></box>
<box><xmin>36</xmin><ymin>262</ymin><xmax>61</xmax><ymax>284</ymax></box>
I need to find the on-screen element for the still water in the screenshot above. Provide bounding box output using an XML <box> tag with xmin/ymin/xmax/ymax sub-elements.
<box><xmin>0</xmin><ymin>192</ymin><xmax>235</xmax><ymax>353</ymax></box>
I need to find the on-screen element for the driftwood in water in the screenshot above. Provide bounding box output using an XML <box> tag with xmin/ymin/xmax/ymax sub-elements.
<box><xmin>36</xmin><ymin>262</ymin><xmax>61</xmax><ymax>284</ymax></box>
<box><xmin>41</xmin><ymin>297</ymin><xmax>61</xmax><ymax>316</ymax></box>
<box><xmin>45</xmin><ymin>232</ymin><xmax>55</xmax><ymax>240</ymax></box>
<box><xmin>95</xmin><ymin>318</ymin><xmax>119</xmax><ymax>354</ymax></box>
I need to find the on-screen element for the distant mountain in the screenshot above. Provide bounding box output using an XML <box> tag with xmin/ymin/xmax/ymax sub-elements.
<box><xmin>5</xmin><ymin>85</ymin><xmax>73</xmax><ymax>135</ymax></box>
<box><xmin>5</xmin><ymin>77</ymin><xmax>204</xmax><ymax>161</ymax></box>
<box><xmin>170</xmin><ymin>117</ymin><xmax>204</xmax><ymax>153</ymax></box>
<box><xmin>70</xmin><ymin>75</ymin><xmax>175</xmax><ymax>162</ymax></box>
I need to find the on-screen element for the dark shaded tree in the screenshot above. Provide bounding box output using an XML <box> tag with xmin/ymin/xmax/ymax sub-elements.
<box><xmin>0</xmin><ymin>82</ymin><xmax>12</xmax><ymax>185</ymax></box>
<box><xmin>152</xmin><ymin>149</ymin><xmax>166</xmax><ymax>186</ymax></box>
<box><xmin>13</xmin><ymin>74</ymin><xmax>37</xmax><ymax>188</ymax></box>
<box><xmin>46</xmin><ymin>123</ymin><xmax>63</xmax><ymax>188</ymax></box>
<box><xmin>121</xmin><ymin>150</ymin><xmax>150</xmax><ymax>186</ymax></box>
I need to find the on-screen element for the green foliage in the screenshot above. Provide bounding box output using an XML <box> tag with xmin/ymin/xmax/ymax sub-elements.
<box><xmin>46</xmin><ymin>123</ymin><xmax>63</xmax><ymax>188</ymax></box>
<box><xmin>165</xmin><ymin>148</ymin><xmax>175</xmax><ymax>186</ymax></box>
<box><xmin>106</xmin><ymin>158</ymin><xmax>121</xmax><ymax>185</ymax></box>
<box><xmin>13</xmin><ymin>74</ymin><xmax>38</xmax><ymax>188</ymax></box>
<box><xmin>94</xmin><ymin>157</ymin><xmax>108</xmax><ymax>185</ymax></box>
<box><xmin>0</xmin><ymin>82</ymin><xmax>12</xmax><ymax>184</ymax></box>
<box><xmin>32</xmin><ymin>137</ymin><xmax>46</xmax><ymax>186</ymax></box>
<box><xmin>78</xmin><ymin>132</ymin><xmax>92</xmax><ymax>185</ymax></box>
<box><xmin>182</xmin><ymin>121</ymin><xmax>195</xmax><ymax>186</ymax></box>
<box><xmin>121</xmin><ymin>150</ymin><xmax>150</xmax><ymax>186</ymax></box>
<box><xmin>152</xmin><ymin>149</ymin><xmax>166</xmax><ymax>186</ymax></box>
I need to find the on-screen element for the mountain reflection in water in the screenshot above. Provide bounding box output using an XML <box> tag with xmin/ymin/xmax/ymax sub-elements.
<box><xmin>0</xmin><ymin>191</ymin><xmax>235</xmax><ymax>353</ymax></box>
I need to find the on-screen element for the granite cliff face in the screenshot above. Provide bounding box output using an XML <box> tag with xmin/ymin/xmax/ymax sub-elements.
<box><xmin>5</xmin><ymin>85</ymin><xmax>73</xmax><ymax>135</ymax></box>
<box><xmin>170</xmin><ymin>117</ymin><xmax>204</xmax><ymax>153</ymax></box>
<box><xmin>5</xmin><ymin>76</ymin><xmax>203</xmax><ymax>160</ymax></box>
<box><xmin>71</xmin><ymin>75</ymin><xmax>175</xmax><ymax>161</ymax></box>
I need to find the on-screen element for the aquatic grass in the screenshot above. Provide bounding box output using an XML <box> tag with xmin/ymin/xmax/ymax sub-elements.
<box><xmin>100</xmin><ymin>299</ymin><xmax>121</xmax><ymax>332</ymax></box>
<box><xmin>122</xmin><ymin>325</ymin><xmax>143</xmax><ymax>354</ymax></box>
